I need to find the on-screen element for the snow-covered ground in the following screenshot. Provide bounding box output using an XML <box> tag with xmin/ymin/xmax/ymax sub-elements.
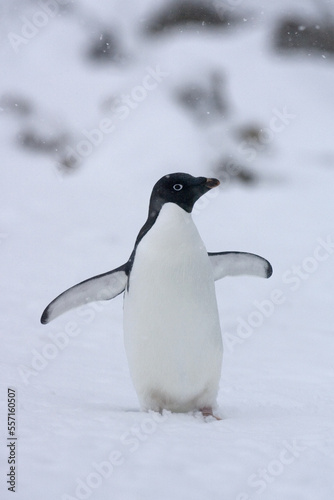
<box><xmin>1</xmin><ymin>1</ymin><xmax>334</xmax><ymax>499</ymax></box>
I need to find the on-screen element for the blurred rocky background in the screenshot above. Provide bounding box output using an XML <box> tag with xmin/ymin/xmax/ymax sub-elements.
<box><xmin>1</xmin><ymin>0</ymin><xmax>333</xmax><ymax>186</ymax></box>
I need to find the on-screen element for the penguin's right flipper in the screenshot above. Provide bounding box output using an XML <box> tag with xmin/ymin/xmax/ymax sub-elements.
<box><xmin>41</xmin><ymin>265</ymin><xmax>128</xmax><ymax>324</ymax></box>
<box><xmin>208</xmin><ymin>252</ymin><xmax>273</xmax><ymax>281</ymax></box>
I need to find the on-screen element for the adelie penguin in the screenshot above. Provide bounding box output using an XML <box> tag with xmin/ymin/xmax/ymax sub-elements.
<box><xmin>41</xmin><ymin>173</ymin><xmax>272</xmax><ymax>419</ymax></box>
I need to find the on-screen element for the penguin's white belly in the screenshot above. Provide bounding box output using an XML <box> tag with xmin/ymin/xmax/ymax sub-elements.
<box><xmin>123</xmin><ymin>204</ymin><xmax>223</xmax><ymax>412</ymax></box>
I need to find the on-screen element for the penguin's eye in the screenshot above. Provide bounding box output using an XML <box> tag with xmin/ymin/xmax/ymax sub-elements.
<box><xmin>173</xmin><ymin>184</ymin><xmax>183</xmax><ymax>191</ymax></box>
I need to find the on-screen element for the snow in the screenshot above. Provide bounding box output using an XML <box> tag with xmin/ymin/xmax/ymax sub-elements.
<box><xmin>1</xmin><ymin>1</ymin><xmax>334</xmax><ymax>499</ymax></box>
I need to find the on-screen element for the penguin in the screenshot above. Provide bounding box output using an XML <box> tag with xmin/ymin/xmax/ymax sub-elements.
<box><xmin>41</xmin><ymin>173</ymin><xmax>272</xmax><ymax>418</ymax></box>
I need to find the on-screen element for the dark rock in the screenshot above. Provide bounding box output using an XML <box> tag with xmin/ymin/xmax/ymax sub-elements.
<box><xmin>87</xmin><ymin>31</ymin><xmax>123</xmax><ymax>62</ymax></box>
<box><xmin>145</xmin><ymin>0</ymin><xmax>233</xmax><ymax>35</ymax></box>
<box><xmin>214</xmin><ymin>156</ymin><xmax>257</xmax><ymax>186</ymax></box>
<box><xmin>17</xmin><ymin>130</ymin><xmax>65</xmax><ymax>154</ymax></box>
<box><xmin>237</xmin><ymin>124</ymin><xmax>263</xmax><ymax>145</ymax></box>
<box><xmin>275</xmin><ymin>18</ymin><xmax>334</xmax><ymax>56</ymax></box>
<box><xmin>176</xmin><ymin>72</ymin><xmax>228</xmax><ymax>122</ymax></box>
<box><xmin>0</xmin><ymin>95</ymin><xmax>32</xmax><ymax>116</ymax></box>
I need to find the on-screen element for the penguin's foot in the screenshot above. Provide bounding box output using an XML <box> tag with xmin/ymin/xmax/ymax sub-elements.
<box><xmin>200</xmin><ymin>407</ymin><xmax>222</xmax><ymax>421</ymax></box>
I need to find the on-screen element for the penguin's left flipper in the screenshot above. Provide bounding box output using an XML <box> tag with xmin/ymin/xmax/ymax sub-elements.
<box><xmin>40</xmin><ymin>265</ymin><xmax>128</xmax><ymax>324</ymax></box>
<box><xmin>209</xmin><ymin>252</ymin><xmax>273</xmax><ymax>281</ymax></box>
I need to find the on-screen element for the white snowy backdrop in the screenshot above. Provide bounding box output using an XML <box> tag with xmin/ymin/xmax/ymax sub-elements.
<box><xmin>1</xmin><ymin>0</ymin><xmax>334</xmax><ymax>499</ymax></box>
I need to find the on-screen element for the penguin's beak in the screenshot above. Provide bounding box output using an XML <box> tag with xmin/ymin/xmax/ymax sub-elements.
<box><xmin>205</xmin><ymin>178</ymin><xmax>220</xmax><ymax>189</ymax></box>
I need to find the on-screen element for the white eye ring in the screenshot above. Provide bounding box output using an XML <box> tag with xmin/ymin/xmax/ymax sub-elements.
<box><xmin>173</xmin><ymin>184</ymin><xmax>183</xmax><ymax>191</ymax></box>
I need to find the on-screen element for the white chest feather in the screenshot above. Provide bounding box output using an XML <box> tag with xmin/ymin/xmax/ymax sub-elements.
<box><xmin>123</xmin><ymin>203</ymin><xmax>223</xmax><ymax>412</ymax></box>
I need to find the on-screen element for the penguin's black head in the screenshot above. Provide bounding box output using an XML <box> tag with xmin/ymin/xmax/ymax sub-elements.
<box><xmin>132</xmin><ymin>173</ymin><xmax>220</xmax><ymax>254</ymax></box>
<box><xmin>149</xmin><ymin>173</ymin><xmax>220</xmax><ymax>215</ymax></box>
